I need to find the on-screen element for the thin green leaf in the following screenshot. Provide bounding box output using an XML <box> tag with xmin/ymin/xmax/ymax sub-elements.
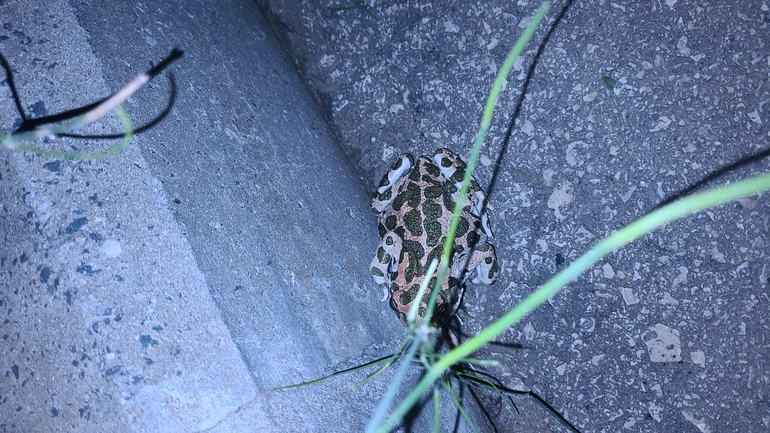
<box><xmin>442</xmin><ymin>379</ymin><xmax>479</xmax><ymax>433</ymax></box>
<box><xmin>426</xmin><ymin>2</ymin><xmax>550</xmax><ymax>324</ymax></box>
<box><xmin>367</xmin><ymin>338</ymin><xmax>421</xmax><ymax>433</ymax></box>
<box><xmin>385</xmin><ymin>170</ymin><xmax>770</xmax><ymax>430</ymax></box>
<box><xmin>511</xmin><ymin>167</ymin><xmax>544</xmax><ymax>185</ymax></box>
<box><xmin>619</xmin><ymin>221</ymin><xmax>665</xmax><ymax>252</ymax></box>
<box><xmin>274</xmin><ymin>353</ymin><xmax>395</xmax><ymax>391</ymax></box>
<box><xmin>375</xmin><ymin>3</ymin><xmax>550</xmax><ymax>430</ymax></box>
<box><xmin>351</xmin><ymin>0</ymin><xmax>379</xmax><ymax>20</ymax></box>
<box><xmin>454</xmin><ymin>357</ymin><xmax>500</xmax><ymax>367</ymax></box>
<box><xmin>356</xmin><ymin>339</ymin><xmax>411</xmax><ymax>387</ymax></box>
<box><xmin>8</xmin><ymin>107</ymin><xmax>133</xmax><ymax>160</ymax></box>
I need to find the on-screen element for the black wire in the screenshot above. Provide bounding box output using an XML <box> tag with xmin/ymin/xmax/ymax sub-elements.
<box><xmin>58</xmin><ymin>74</ymin><xmax>178</xmax><ymax>139</ymax></box>
<box><xmin>0</xmin><ymin>51</ymin><xmax>28</xmax><ymax>123</ymax></box>
<box><xmin>1</xmin><ymin>48</ymin><xmax>183</xmax><ymax>137</ymax></box>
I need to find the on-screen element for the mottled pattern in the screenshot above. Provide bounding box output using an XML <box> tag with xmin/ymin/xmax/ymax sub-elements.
<box><xmin>370</xmin><ymin>148</ymin><xmax>499</xmax><ymax>326</ymax></box>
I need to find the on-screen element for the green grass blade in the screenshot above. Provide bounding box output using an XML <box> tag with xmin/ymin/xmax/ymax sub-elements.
<box><xmin>5</xmin><ymin>106</ymin><xmax>133</xmax><ymax>160</ymax></box>
<box><xmin>425</xmin><ymin>0</ymin><xmax>550</xmax><ymax>328</ymax></box>
<box><xmin>384</xmin><ymin>170</ymin><xmax>770</xmax><ymax>429</ymax></box>
<box><xmin>454</xmin><ymin>357</ymin><xmax>499</xmax><ymax>367</ymax></box>
<box><xmin>619</xmin><ymin>221</ymin><xmax>665</xmax><ymax>251</ymax></box>
<box><xmin>357</xmin><ymin>338</ymin><xmax>411</xmax><ymax>387</ymax></box>
<box><xmin>442</xmin><ymin>379</ymin><xmax>480</xmax><ymax>433</ymax></box>
<box><xmin>275</xmin><ymin>338</ymin><xmax>412</xmax><ymax>391</ymax></box>
<box><xmin>368</xmin><ymin>338</ymin><xmax>421</xmax><ymax>433</ymax></box>
<box><xmin>274</xmin><ymin>354</ymin><xmax>395</xmax><ymax>391</ymax></box>
<box><xmin>374</xmin><ymin>4</ymin><xmax>550</xmax><ymax>430</ymax></box>
<box><xmin>511</xmin><ymin>167</ymin><xmax>544</xmax><ymax>185</ymax></box>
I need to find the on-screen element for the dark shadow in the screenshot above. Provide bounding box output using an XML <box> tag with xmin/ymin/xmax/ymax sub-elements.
<box><xmin>450</xmin><ymin>376</ymin><xmax>466</xmax><ymax>433</ymax></box>
<box><xmin>453</xmin><ymin>366</ymin><xmax>582</xmax><ymax>433</ymax></box>
<box><xmin>400</xmin><ymin>360</ymin><xmax>430</xmax><ymax>432</ymax></box>
<box><xmin>398</xmin><ymin>321</ymin><xmax>457</xmax><ymax>432</ymax></box>
<box><xmin>485</xmin><ymin>0</ymin><xmax>576</xmax><ymax>205</ymax></box>
<box><xmin>435</xmin><ymin>315</ymin><xmax>579</xmax><ymax>432</ymax></box>
<box><xmin>455</xmin><ymin>325</ymin><xmax>525</xmax><ymax>350</ymax></box>
<box><xmin>654</xmin><ymin>146</ymin><xmax>770</xmax><ymax>209</ymax></box>
<box><xmin>467</xmin><ymin>384</ymin><xmax>503</xmax><ymax>433</ymax></box>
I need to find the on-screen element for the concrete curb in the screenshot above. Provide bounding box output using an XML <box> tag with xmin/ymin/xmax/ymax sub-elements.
<box><xmin>0</xmin><ymin>0</ymin><xmax>471</xmax><ymax>431</ymax></box>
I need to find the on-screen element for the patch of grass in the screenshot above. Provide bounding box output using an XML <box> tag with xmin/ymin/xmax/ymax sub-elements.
<box><xmin>383</xmin><ymin>170</ymin><xmax>770</xmax><ymax>431</ymax></box>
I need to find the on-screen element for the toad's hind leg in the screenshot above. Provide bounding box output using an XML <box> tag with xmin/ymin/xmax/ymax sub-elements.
<box><xmin>371</xmin><ymin>154</ymin><xmax>413</xmax><ymax>213</ymax></box>
<box><xmin>467</xmin><ymin>243</ymin><xmax>499</xmax><ymax>285</ymax></box>
<box><xmin>370</xmin><ymin>231</ymin><xmax>403</xmax><ymax>286</ymax></box>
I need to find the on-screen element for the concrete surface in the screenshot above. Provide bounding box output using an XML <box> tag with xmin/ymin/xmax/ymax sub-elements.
<box><xmin>256</xmin><ymin>0</ymin><xmax>770</xmax><ymax>432</ymax></box>
<box><xmin>0</xmin><ymin>0</ymin><xmax>482</xmax><ymax>432</ymax></box>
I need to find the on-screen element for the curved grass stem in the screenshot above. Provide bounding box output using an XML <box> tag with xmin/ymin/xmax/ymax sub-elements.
<box><xmin>383</xmin><ymin>171</ymin><xmax>770</xmax><ymax>429</ymax></box>
<box><xmin>366</xmin><ymin>337</ymin><xmax>420</xmax><ymax>433</ymax></box>
<box><xmin>372</xmin><ymin>3</ymin><xmax>551</xmax><ymax>431</ymax></box>
<box><xmin>426</xmin><ymin>0</ymin><xmax>550</xmax><ymax>344</ymax></box>
<box><xmin>8</xmin><ymin>107</ymin><xmax>133</xmax><ymax>159</ymax></box>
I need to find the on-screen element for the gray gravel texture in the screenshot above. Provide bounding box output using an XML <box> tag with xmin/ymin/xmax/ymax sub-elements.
<box><xmin>0</xmin><ymin>2</ymin><xmax>259</xmax><ymax>431</ymax></box>
<box><xmin>256</xmin><ymin>0</ymin><xmax>770</xmax><ymax>432</ymax></box>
